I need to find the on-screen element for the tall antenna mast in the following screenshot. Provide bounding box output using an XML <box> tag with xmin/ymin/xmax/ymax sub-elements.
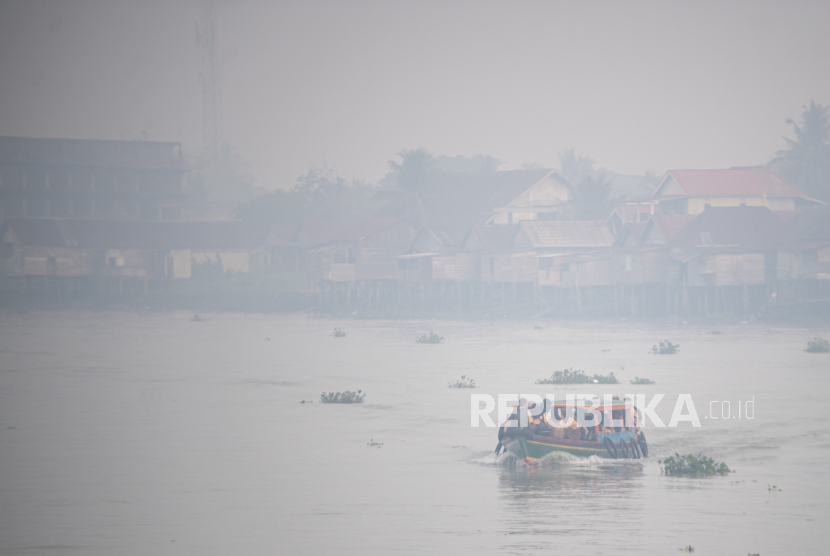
<box><xmin>198</xmin><ymin>0</ymin><xmax>222</xmax><ymax>159</ymax></box>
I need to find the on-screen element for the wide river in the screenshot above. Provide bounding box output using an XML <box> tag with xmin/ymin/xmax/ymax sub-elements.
<box><xmin>1</xmin><ymin>311</ymin><xmax>828</xmax><ymax>555</ymax></box>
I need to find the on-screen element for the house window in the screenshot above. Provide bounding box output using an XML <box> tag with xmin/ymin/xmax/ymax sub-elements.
<box><xmin>334</xmin><ymin>248</ymin><xmax>355</xmax><ymax>264</ymax></box>
<box><xmin>538</xmin><ymin>258</ymin><xmax>553</xmax><ymax>270</ymax></box>
<box><xmin>489</xmin><ymin>257</ymin><xmax>495</xmax><ymax>276</ymax></box>
<box><xmin>560</xmin><ymin>263</ymin><xmax>570</xmax><ymax>272</ymax></box>
<box><xmin>625</xmin><ymin>255</ymin><xmax>632</xmax><ymax>271</ymax></box>
<box><xmin>508</xmin><ymin>212</ymin><xmax>513</xmax><ymax>224</ymax></box>
<box><xmin>700</xmin><ymin>232</ymin><xmax>713</xmax><ymax>247</ymax></box>
<box><xmin>108</xmin><ymin>257</ymin><xmax>118</xmax><ymax>267</ymax></box>
<box><xmin>704</xmin><ymin>203</ymin><xmax>711</xmax><ymax>210</ymax></box>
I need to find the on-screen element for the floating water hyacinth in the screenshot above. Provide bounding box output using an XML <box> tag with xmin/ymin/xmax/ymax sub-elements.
<box><xmin>332</xmin><ymin>327</ymin><xmax>346</xmax><ymax>337</ymax></box>
<box><xmin>416</xmin><ymin>331</ymin><xmax>444</xmax><ymax>344</ymax></box>
<box><xmin>320</xmin><ymin>390</ymin><xmax>365</xmax><ymax>403</ymax></box>
<box><xmin>659</xmin><ymin>453</ymin><xmax>731</xmax><ymax>477</ymax></box>
<box><xmin>652</xmin><ymin>340</ymin><xmax>679</xmax><ymax>354</ymax></box>
<box><xmin>535</xmin><ymin>368</ymin><xmax>618</xmax><ymax>385</ymax></box>
<box><xmin>447</xmin><ymin>375</ymin><xmax>475</xmax><ymax>388</ymax></box>
<box><xmin>367</xmin><ymin>439</ymin><xmax>383</xmax><ymax>448</ymax></box>
<box><xmin>805</xmin><ymin>337</ymin><xmax>829</xmax><ymax>353</ymax></box>
<box><xmin>630</xmin><ymin>377</ymin><xmax>656</xmax><ymax>385</ymax></box>
<box><xmin>190</xmin><ymin>313</ymin><xmax>209</xmax><ymax>322</ymax></box>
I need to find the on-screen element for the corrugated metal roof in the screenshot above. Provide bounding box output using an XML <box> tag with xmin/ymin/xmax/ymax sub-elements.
<box><xmin>0</xmin><ymin>136</ymin><xmax>184</xmax><ymax>171</ymax></box>
<box><xmin>664</xmin><ymin>167</ymin><xmax>808</xmax><ymax>198</ymax></box>
<box><xmin>667</xmin><ymin>206</ymin><xmax>789</xmax><ymax>249</ymax></box>
<box><xmin>646</xmin><ymin>214</ymin><xmax>696</xmax><ymax>243</ymax></box>
<box><xmin>465</xmin><ymin>224</ymin><xmax>520</xmax><ymax>251</ymax></box>
<box><xmin>287</xmin><ymin>219</ymin><xmax>408</xmax><ymax>246</ymax></box>
<box><xmin>519</xmin><ymin>220</ymin><xmax>615</xmax><ymax>248</ymax></box>
<box><xmin>2</xmin><ymin>218</ymin><xmax>257</xmax><ymax>249</ymax></box>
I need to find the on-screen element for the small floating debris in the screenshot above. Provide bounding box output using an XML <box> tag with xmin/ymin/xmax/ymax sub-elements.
<box><xmin>536</xmin><ymin>368</ymin><xmax>618</xmax><ymax>385</ymax></box>
<box><xmin>367</xmin><ymin>439</ymin><xmax>383</xmax><ymax>448</ymax></box>
<box><xmin>534</xmin><ymin>326</ymin><xmax>543</xmax><ymax>330</ymax></box>
<box><xmin>601</xmin><ymin>348</ymin><xmax>611</xmax><ymax>352</ymax></box>
<box><xmin>320</xmin><ymin>390</ymin><xmax>365</xmax><ymax>404</ymax></box>
<box><xmin>299</xmin><ymin>400</ymin><xmax>314</xmax><ymax>404</ymax></box>
<box><xmin>805</xmin><ymin>337</ymin><xmax>829</xmax><ymax>353</ymax></box>
<box><xmin>265</xmin><ymin>337</ymin><xmax>271</xmax><ymax>341</ymax></box>
<box><xmin>190</xmin><ymin>314</ymin><xmax>209</xmax><ymax>322</ymax></box>
<box><xmin>678</xmin><ymin>546</ymin><xmax>694</xmax><ymax>553</ymax></box>
<box><xmin>768</xmin><ymin>484</ymin><xmax>782</xmax><ymax>491</ymax></box>
<box><xmin>652</xmin><ymin>340</ymin><xmax>679</xmax><ymax>354</ymax></box>
<box><xmin>660</xmin><ymin>453</ymin><xmax>732</xmax><ymax>477</ymax></box>
<box><xmin>332</xmin><ymin>327</ymin><xmax>347</xmax><ymax>338</ymax></box>
<box><xmin>447</xmin><ymin>375</ymin><xmax>475</xmax><ymax>388</ymax></box>
<box><xmin>416</xmin><ymin>331</ymin><xmax>444</xmax><ymax>344</ymax></box>
<box><xmin>630</xmin><ymin>377</ymin><xmax>655</xmax><ymax>385</ymax></box>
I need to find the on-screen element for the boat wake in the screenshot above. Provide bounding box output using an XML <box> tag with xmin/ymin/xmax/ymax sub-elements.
<box><xmin>470</xmin><ymin>450</ymin><xmax>606</xmax><ymax>468</ymax></box>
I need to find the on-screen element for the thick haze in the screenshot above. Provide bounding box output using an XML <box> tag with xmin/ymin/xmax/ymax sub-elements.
<box><xmin>1</xmin><ymin>0</ymin><xmax>829</xmax><ymax>189</ymax></box>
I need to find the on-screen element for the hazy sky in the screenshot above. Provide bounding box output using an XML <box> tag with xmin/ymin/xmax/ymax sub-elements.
<box><xmin>1</xmin><ymin>0</ymin><xmax>829</xmax><ymax>189</ymax></box>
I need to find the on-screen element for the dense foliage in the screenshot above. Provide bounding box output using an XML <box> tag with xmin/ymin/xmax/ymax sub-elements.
<box><xmin>447</xmin><ymin>375</ymin><xmax>476</xmax><ymax>388</ymax></box>
<box><xmin>652</xmin><ymin>340</ymin><xmax>679</xmax><ymax>354</ymax></box>
<box><xmin>659</xmin><ymin>453</ymin><xmax>732</xmax><ymax>477</ymax></box>
<box><xmin>320</xmin><ymin>390</ymin><xmax>366</xmax><ymax>404</ymax></box>
<box><xmin>237</xmin><ymin>166</ymin><xmax>380</xmax><ymax>236</ymax></box>
<box><xmin>770</xmin><ymin>100</ymin><xmax>830</xmax><ymax>203</ymax></box>
<box><xmin>805</xmin><ymin>337</ymin><xmax>829</xmax><ymax>353</ymax></box>
<box><xmin>416</xmin><ymin>331</ymin><xmax>444</xmax><ymax>344</ymax></box>
<box><xmin>535</xmin><ymin>368</ymin><xmax>618</xmax><ymax>384</ymax></box>
<box><xmin>630</xmin><ymin>377</ymin><xmax>655</xmax><ymax>385</ymax></box>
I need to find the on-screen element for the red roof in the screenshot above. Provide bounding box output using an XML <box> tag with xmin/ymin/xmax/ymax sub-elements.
<box><xmin>663</xmin><ymin>167</ymin><xmax>808</xmax><ymax>198</ymax></box>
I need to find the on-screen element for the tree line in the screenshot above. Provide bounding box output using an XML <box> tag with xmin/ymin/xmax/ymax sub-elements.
<box><xmin>229</xmin><ymin>99</ymin><xmax>830</xmax><ymax>232</ymax></box>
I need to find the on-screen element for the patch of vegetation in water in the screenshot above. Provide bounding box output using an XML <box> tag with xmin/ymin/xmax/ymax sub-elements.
<box><xmin>652</xmin><ymin>340</ymin><xmax>679</xmax><ymax>354</ymax></box>
<box><xmin>805</xmin><ymin>337</ymin><xmax>829</xmax><ymax>353</ymax></box>
<box><xmin>367</xmin><ymin>439</ymin><xmax>383</xmax><ymax>448</ymax></box>
<box><xmin>535</xmin><ymin>368</ymin><xmax>618</xmax><ymax>385</ymax></box>
<box><xmin>190</xmin><ymin>313</ymin><xmax>209</xmax><ymax>322</ymax></box>
<box><xmin>707</xmin><ymin>330</ymin><xmax>723</xmax><ymax>335</ymax></box>
<box><xmin>332</xmin><ymin>327</ymin><xmax>346</xmax><ymax>337</ymax></box>
<box><xmin>320</xmin><ymin>390</ymin><xmax>365</xmax><ymax>403</ymax></box>
<box><xmin>630</xmin><ymin>377</ymin><xmax>655</xmax><ymax>385</ymax></box>
<box><xmin>447</xmin><ymin>375</ymin><xmax>475</xmax><ymax>388</ymax></box>
<box><xmin>416</xmin><ymin>331</ymin><xmax>444</xmax><ymax>344</ymax></box>
<box><xmin>659</xmin><ymin>453</ymin><xmax>732</xmax><ymax>477</ymax></box>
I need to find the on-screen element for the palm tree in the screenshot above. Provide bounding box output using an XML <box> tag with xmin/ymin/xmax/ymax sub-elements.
<box><xmin>375</xmin><ymin>149</ymin><xmax>435</xmax><ymax>225</ymax></box>
<box><xmin>770</xmin><ymin>100</ymin><xmax>830</xmax><ymax>202</ymax></box>
<box><xmin>573</xmin><ymin>173</ymin><xmax>614</xmax><ymax>220</ymax></box>
<box><xmin>558</xmin><ymin>148</ymin><xmax>596</xmax><ymax>185</ymax></box>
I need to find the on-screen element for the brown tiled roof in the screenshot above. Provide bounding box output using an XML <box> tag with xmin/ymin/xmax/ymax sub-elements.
<box><xmin>519</xmin><ymin>220</ymin><xmax>615</xmax><ymax>249</ymax></box>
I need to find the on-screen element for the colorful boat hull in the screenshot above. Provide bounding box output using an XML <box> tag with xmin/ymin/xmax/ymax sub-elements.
<box><xmin>504</xmin><ymin>435</ymin><xmax>611</xmax><ymax>461</ymax></box>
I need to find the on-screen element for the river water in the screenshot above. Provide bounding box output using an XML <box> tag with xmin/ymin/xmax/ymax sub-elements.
<box><xmin>1</xmin><ymin>311</ymin><xmax>828</xmax><ymax>555</ymax></box>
